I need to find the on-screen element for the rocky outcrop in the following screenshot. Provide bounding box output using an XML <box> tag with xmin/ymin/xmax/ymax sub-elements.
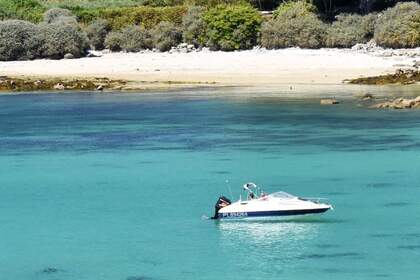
<box><xmin>372</xmin><ymin>96</ymin><xmax>420</xmax><ymax>109</ymax></box>
<box><xmin>347</xmin><ymin>69</ymin><xmax>420</xmax><ymax>85</ymax></box>
<box><xmin>351</xmin><ymin>40</ymin><xmax>420</xmax><ymax>58</ymax></box>
<box><xmin>0</xmin><ymin>76</ymin><xmax>127</xmax><ymax>91</ymax></box>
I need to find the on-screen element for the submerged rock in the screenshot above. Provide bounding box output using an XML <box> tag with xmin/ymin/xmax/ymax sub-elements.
<box><xmin>126</xmin><ymin>276</ymin><xmax>153</xmax><ymax>280</ymax></box>
<box><xmin>42</xmin><ymin>267</ymin><xmax>61</xmax><ymax>274</ymax></box>
<box><xmin>320</xmin><ymin>99</ymin><xmax>339</xmax><ymax>105</ymax></box>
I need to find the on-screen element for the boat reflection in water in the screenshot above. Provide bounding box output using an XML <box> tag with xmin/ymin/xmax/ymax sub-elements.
<box><xmin>217</xmin><ymin>219</ymin><xmax>321</xmax><ymax>246</ymax></box>
<box><xmin>215</xmin><ymin>219</ymin><xmax>324</xmax><ymax>273</ymax></box>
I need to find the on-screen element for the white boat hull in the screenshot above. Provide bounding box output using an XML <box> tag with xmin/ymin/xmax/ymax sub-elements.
<box><xmin>216</xmin><ymin>191</ymin><xmax>332</xmax><ymax>220</ymax></box>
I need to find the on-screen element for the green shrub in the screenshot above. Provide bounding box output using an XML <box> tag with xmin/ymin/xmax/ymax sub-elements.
<box><xmin>100</xmin><ymin>6</ymin><xmax>187</xmax><ymax>30</ymax></box>
<box><xmin>151</xmin><ymin>21</ymin><xmax>182</xmax><ymax>51</ymax></box>
<box><xmin>85</xmin><ymin>19</ymin><xmax>110</xmax><ymax>50</ymax></box>
<box><xmin>0</xmin><ymin>20</ymin><xmax>43</xmax><ymax>61</ymax></box>
<box><xmin>70</xmin><ymin>7</ymin><xmax>101</xmax><ymax>24</ymax></box>
<box><xmin>104</xmin><ymin>31</ymin><xmax>124</xmax><ymax>51</ymax></box>
<box><xmin>202</xmin><ymin>4</ymin><xmax>262</xmax><ymax>51</ymax></box>
<box><xmin>43</xmin><ymin>8</ymin><xmax>75</xmax><ymax>23</ymax></box>
<box><xmin>326</xmin><ymin>13</ymin><xmax>377</xmax><ymax>48</ymax></box>
<box><xmin>105</xmin><ymin>25</ymin><xmax>153</xmax><ymax>52</ymax></box>
<box><xmin>272</xmin><ymin>0</ymin><xmax>317</xmax><ymax>18</ymax></box>
<box><xmin>182</xmin><ymin>6</ymin><xmax>205</xmax><ymax>46</ymax></box>
<box><xmin>0</xmin><ymin>0</ymin><xmax>45</xmax><ymax>22</ymax></box>
<box><xmin>261</xmin><ymin>1</ymin><xmax>326</xmax><ymax>49</ymax></box>
<box><xmin>40</xmin><ymin>21</ymin><xmax>89</xmax><ymax>58</ymax></box>
<box><xmin>374</xmin><ymin>2</ymin><xmax>420</xmax><ymax>48</ymax></box>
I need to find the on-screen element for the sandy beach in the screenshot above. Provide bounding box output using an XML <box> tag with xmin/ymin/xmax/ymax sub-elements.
<box><xmin>0</xmin><ymin>48</ymin><xmax>418</xmax><ymax>88</ymax></box>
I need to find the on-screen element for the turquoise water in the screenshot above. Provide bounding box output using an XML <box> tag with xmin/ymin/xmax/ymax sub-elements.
<box><xmin>1</xmin><ymin>91</ymin><xmax>420</xmax><ymax>280</ymax></box>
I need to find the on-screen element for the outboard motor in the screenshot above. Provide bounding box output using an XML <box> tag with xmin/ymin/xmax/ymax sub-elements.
<box><xmin>212</xmin><ymin>196</ymin><xmax>231</xmax><ymax>219</ymax></box>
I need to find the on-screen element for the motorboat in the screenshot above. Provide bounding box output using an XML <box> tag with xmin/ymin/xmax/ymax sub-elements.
<box><xmin>212</xmin><ymin>182</ymin><xmax>332</xmax><ymax>220</ymax></box>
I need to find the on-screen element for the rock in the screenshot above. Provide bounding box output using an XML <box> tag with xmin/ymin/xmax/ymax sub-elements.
<box><xmin>126</xmin><ymin>276</ymin><xmax>152</xmax><ymax>280</ymax></box>
<box><xmin>413</xmin><ymin>61</ymin><xmax>420</xmax><ymax>68</ymax></box>
<box><xmin>351</xmin><ymin>40</ymin><xmax>380</xmax><ymax>53</ymax></box>
<box><xmin>96</xmin><ymin>85</ymin><xmax>103</xmax><ymax>91</ymax></box>
<box><xmin>360</xmin><ymin>93</ymin><xmax>374</xmax><ymax>100</ymax></box>
<box><xmin>178</xmin><ymin>43</ymin><xmax>188</xmax><ymax>48</ymax></box>
<box><xmin>63</xmin><ymin>53</ymin><xmax>74</xmax><ymax>59</ymax></box>
<box><xmin>381</xmin><ymin>50</ymin><xmax>394</xmax><ymax>57</ymax></box>
<box><xmin>320</xmin><ymin>99</ymin><xmax>339</xmax><ymax>105</ymax></box>
<box><xmin>372</xmin><ymin>96</ymin><xmax>420</xmax><ymax>109</ymax></box>
<box><xmin>351</xmin><ymin>43</ymin><xmax>365</xmax><ymax>51</ymax></box>
<box><xmin>42</xmin><ymin>268</ymin><xmax>59</xmax><ymax>274</ymax></box>
<box><xmin>86</xmin><ymin>50</ymin><xmax>102</xmax><ymax>58</ymax></box>
<box><xmin>395</xmin><ymin>69</ymin><xmax>404</xmax><ymax>75</ymax></box>
<box><xmin>179</xmin><ymin>48</ymin><xmax>188</xmax><ymax>53</ymax></box>
<box><xmin>53</xmin><ymin>83</ymin><xmax>65</xmax><ymax>90</ymax></box>
<box><xmin>187</xmin><ymin>44</ymin><xmax>195</xmax><ymax>50</ymax></box>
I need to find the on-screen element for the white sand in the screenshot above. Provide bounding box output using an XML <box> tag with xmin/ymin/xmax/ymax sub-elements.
<box><xmin>0</xmin><ymin>48</ymin><xmax>418</xmax><ymax>86</ymax></box>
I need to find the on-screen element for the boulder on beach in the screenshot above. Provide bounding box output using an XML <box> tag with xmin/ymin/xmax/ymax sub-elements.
<box><xmin>63</xmin><ymin>53</ymin><xmax>75</xmax><ymax>59</ymax></box>
<box><xmin>53</xmin><ymin>83</ymin><xmax>65</xmax><ymax>90</ymax></box>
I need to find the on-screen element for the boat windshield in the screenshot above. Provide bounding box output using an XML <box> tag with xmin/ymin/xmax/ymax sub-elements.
<box><xmin>271</xmin><ymin>191</ymin><xmax>296</xmax><ymax>199</ymax></box>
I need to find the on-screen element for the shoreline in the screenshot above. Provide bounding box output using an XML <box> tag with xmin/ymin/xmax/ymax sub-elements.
<box><xmin>0</xmin><ymin>48</ymin><xmax>419</xmax><ymax>92</ymax></box>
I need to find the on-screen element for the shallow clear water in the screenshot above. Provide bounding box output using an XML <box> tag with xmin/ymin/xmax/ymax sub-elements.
<box><xmin>1</xmin><ymin>91</ymin><xmax>420</xmax><ymax>280</ymax></box>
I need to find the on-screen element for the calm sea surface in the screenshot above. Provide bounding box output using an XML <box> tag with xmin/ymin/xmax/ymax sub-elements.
<box><xmin>1</xmin><ymin>90</ymin><xmax>420</xmax><ymax>280</ymax></box>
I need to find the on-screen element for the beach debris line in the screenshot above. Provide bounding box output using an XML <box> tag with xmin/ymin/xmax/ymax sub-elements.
<box><xmin>372</xmin><ymin>96</ymin><xmax>420</xmax><ymax>109</ymax></box>
<box><xmin>0</xmin><ymin>76</ymin><xmax>127</xmax><ymax>91</ymax></box>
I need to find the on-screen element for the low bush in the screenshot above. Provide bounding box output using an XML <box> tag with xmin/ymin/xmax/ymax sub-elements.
<box><xmin>272</xmin><ymin>0</ymin><xmax>317</xmax><ymax>18</ymax></box>
<box><xmin>104</xmin><ymin>31</ymin><xmax>124</xmax><ymax>51</ymax></box>
<box><xmin>40</xmin><ymin>21</ymin><xmax>89</xmax><ymax>58</ymax></box>
<box><xmin>140</xmin><ymin>0</ymin><xmax>184</xmax><ymax>6</ymax></box>
<box><xmin>186</xmin><ymin>0</ymin><xmax>247</xmax><ymax>6</ymax></box>
<box><xmin>85</xmin><ymin>19</ymin><xmax>110</xmax><ymax>50</ymax></box>
<box><xmin>374</xmin><ymin>2</ymin><xmax>420</xmax><ymax>48</ymax></box>
<box><xmin>43</xmin><ymin>8</ymin><xmax>74</xmax><ymax>23</ymax></box>
<box><xmin>261</xmin><ymin>1</ymin><xmax>327</xmax><ymax>49</ymax></box>
<box><xmin>105</xmin><ymin>25</ymin><xmax>153</xmax><ymax>52</ymax></box>
<box><xmin>0</xmin><ymin>0</ymin><xmax>44</xmax><ymax>22</ymax></box>
<box><xmin>326</xmin><ymin>13</ymin><xmax>377</xmax><ymax>48</ymax></box>
<box><xmin>182</xmin><ymin>6</ymin><xmax>205</xmax><ymax>46</ymax></box>
<box><xmin>0</xmin><ymin>20</ymin><xmax>43</xmax><ymax>61</ymax></box>
<box><xmin>100</xmin><ymin>6</ymin><xmax>187</xmax><ymax>30</ymax></box>
<box><xmin>151</xmin><ymin>21</ymin><xmax>182</xmax><ymax>51</ymax></box>
<box><xmin>202</xmin><ymin>4</ymin><xmax>262</xmax><ymax>51</ymax></box>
